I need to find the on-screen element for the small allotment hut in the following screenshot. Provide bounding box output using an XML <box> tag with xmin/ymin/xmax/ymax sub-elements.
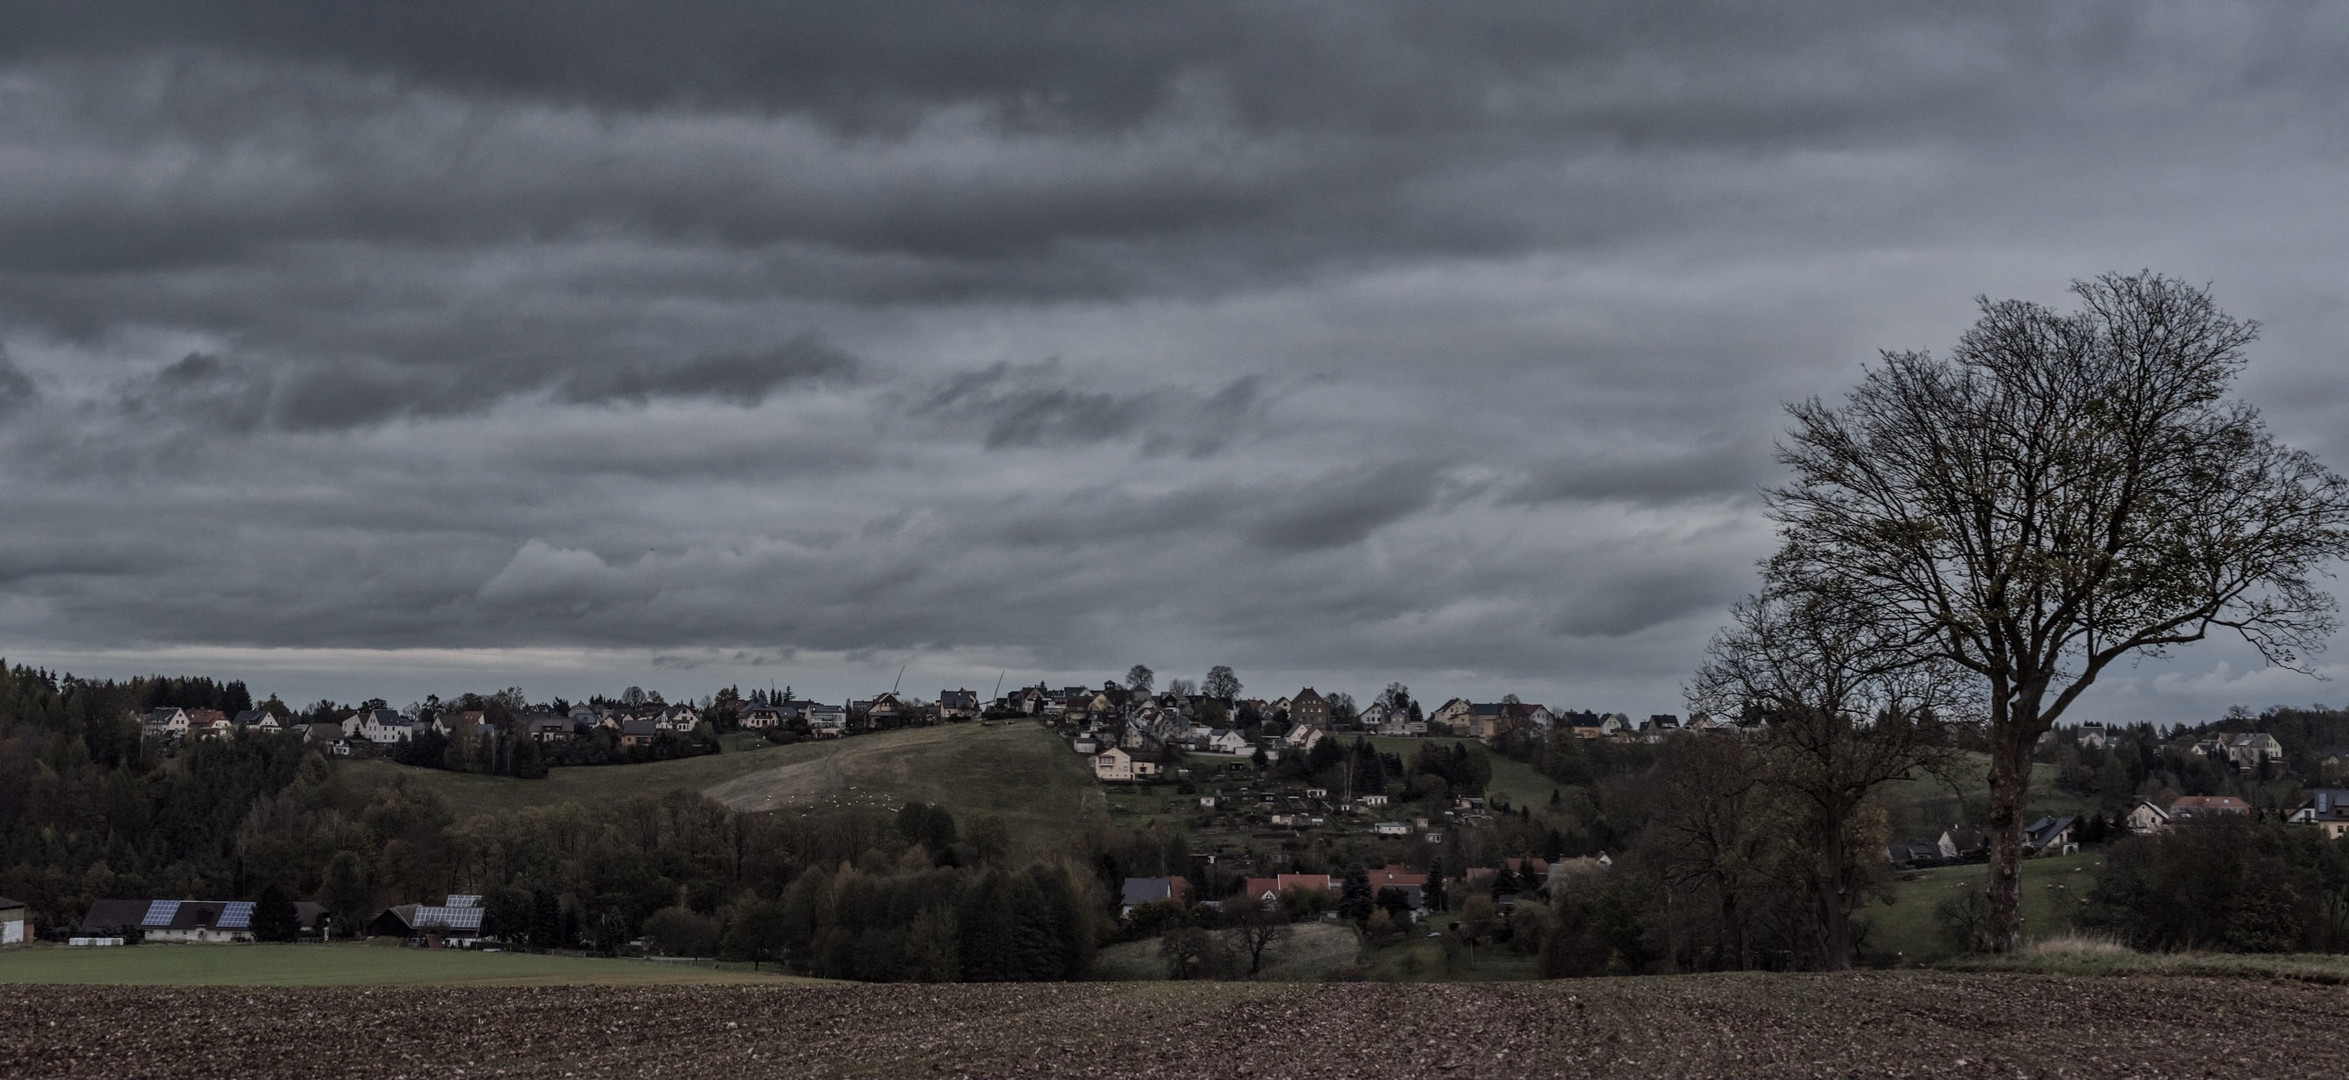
<box><xmin>0</xmin><ymin>896</ymin><xmax>26</xmax><ymax>945</ymax></box>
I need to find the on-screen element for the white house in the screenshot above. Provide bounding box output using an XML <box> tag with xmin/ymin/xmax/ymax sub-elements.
<box><xmin>1207</xmin><ymin>729</ymin><xmax>1251</xmax><ymax>755</ymax></box>
<box><xmin>806</xmin><ymin>704</ymin><xmax>848</xmax><ymax>738</ymax></box>
<box><xmin>140</xmin><ymin>707</ymin><xmax>190</xmax><ymax>736</ymax></box>
<box><xmin>2124</xmin><ymin>800</ymin><xmax>2170</xmax><ymax>833</ymax></box>
<box><xmin>1092</xmin><ymin>747</ymin><xmax>1135</xmax><ymax>782</ymax></box>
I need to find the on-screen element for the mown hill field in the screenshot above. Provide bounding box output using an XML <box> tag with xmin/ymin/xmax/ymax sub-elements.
<box><xmin>340</xmin><ymin>721</ymin><xmax>1106</xmax><ymax>851</ymax></box>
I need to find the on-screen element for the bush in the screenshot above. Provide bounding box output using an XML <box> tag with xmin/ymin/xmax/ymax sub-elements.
<box><xmin>642</xmin><ymin>905</ymin><xmax>720</xmax><ymax>957</ymax></box>
<box><xmin>1935</xmin><ymin>888</ymin><xmax>1996</xmax><ymax>956</ymax></box>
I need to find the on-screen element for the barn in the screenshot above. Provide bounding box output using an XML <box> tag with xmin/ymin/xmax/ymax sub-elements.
<box><xmin>80</xmin><ymin>898</ymin><xmax>328</xmax><ymax>942</ymax></box>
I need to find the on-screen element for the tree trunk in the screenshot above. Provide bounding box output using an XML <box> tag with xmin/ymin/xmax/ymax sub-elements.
<box><xmin>1983</xmin><ymin>725</ymin><xmax>2033</xmax><ymax>954</ymax></box>
<box><xmin>1817</xmin><ymin>811</ymin><xmax>1852</xmax><ymax>970</ymax></box>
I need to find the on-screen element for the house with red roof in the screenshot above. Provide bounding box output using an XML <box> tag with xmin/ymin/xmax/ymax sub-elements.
<box><xmin>2169</xmin><ymin>795</ymin><xmax>2252</xmax><ymax>820</ymax></box>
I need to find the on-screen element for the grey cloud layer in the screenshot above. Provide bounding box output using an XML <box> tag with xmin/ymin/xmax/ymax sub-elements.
<box><xmin>3</xmin><ymin>4</ymin><xmax>2347</xmax><ymax>722</ymax></box>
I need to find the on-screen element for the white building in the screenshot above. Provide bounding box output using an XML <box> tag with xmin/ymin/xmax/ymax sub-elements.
<box><xmin>1092</xmin><ymin>747</ymin><xmax>1135</xmax><ymax>782</ymax></box>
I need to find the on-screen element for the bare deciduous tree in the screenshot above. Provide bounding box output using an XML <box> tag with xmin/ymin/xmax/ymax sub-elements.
<box><xmin>1690</xmin><ymin>574</ymin><xmax>1970</xmax><ymax>969</ymax></box>
<box><xmin>1769</xmin><ymin>272</ymin><xmax>2349</xmax><ymax>951</ymax></box>
<box><xmin>1228</xmin><ymin>899</ymin><xmax>1293</xmax><ymax>976</ymax></box>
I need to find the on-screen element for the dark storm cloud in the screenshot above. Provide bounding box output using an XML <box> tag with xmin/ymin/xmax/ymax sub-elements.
<box><xmin>1500</xmin><ymin>440</ymin><xmax>1775</xmax><ymax>507</ymax></box>
<box><xmin>3</xmin><ymin>4</ymin><xmax>2346</xmax><ymax>723</ymax></box>
<box><xmin>556</xmin><ymin>335</ymin><xmax>857</xmax><ymax>407</ymax></box>
<box><xmin>0</xmin><ymin>350</ymin><xmax>37</xmax><ymax>415</ymax></box>
<box><xmin>1239</xmin><ymin>462</ymin><xmax>1451</xmax><ymax>552</ymax></box>
<box><xmin>915</xmin><ymin>361</ymin><xmax>1267</xmax><ymax>455</ymax></box>
<box><xmin>106</xmin><ymin>332</ymin><xmax>857</xmax><ymax>431</ymax></box>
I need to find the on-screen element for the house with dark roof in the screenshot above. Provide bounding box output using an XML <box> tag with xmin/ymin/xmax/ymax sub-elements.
<box><xmin>1886</xmin><ymin>840</ymin><xmax>1943</xmax><ymax>868</ymax></box>
<box><xmin>2286</xmin><ymin>788</ymin><xmax>2349</xmax><ymax>839</ymax></box>
<box><xmin>938</xmin><ymin>689</ymin><xmax>980</xmax><ymax>719</ymax></box>
<box><xmin>346</xmin><ymin>709</ymin><xmax>416</xmax><ymax>743</ymax></box>
<box><xmin>2022</xmin><ymin>815</ymin><xmax>2078</xmax><ymax>854</ymax></box>
<box><xmin>1288</xmin><ymin>688</ymin><xmax>1331</xmax><ymax>729</ymax></box>
<box><xmin>1937</xmin><ymin>826</ymin><xmax>1990</xmax><ymax>861</ymax></box>
<box><xmin>80</xmin><ymin>899</ymin><xmax>325</xmax><ymax>943</ymax></box>
<box><xmin>1118</xmin><ymin>877</ymin><xmax>1192</xmax><ymax>918</ymax></box>
<box><xmin>617</xmin><ymin>718</ymin><xmax>661</xmax><ymax>747</ymax></box>
<box><xmin>368</xmin><ymin>896</ymin><xmax>487</xmax><ymax>946</ymax></box>
<box><xmin>2169</xmin><ymin>795</ymin><xmax>2252</xmax><ymax>820</ymax></box>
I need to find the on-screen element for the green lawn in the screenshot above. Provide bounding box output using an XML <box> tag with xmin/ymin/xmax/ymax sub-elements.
<box><xmin>1095</xmin><ymin>922</ymin><xmax>1363</xmax><ymax>981</ymax></box>
<box><xmin>0</xmin><ymin>943</ymin><xmax>815</xmax><ymax>986</ymax></box>
<box><xmin>1864</xmin><ymin>849</ymin><xmax>2104</xmax><ymax>961</ymax></box>
<box><xmin>1945</xmin><ymin>948</ymin><xmax>2349</xmax><ymax>984</ymax></box>
<box><xmin>1364</xmin><ymin>735</ymin><xmax>1581</xmax><ymax>833</ymax></box>
<box><xmin>1876</xmin><ymin>752</ymin><xmax>2096</xmax><ymax>839</ymax></box>
<box><xmin>1360</xmin><ymin>928</ymin><xmax>1541</xmax><ymax>982</ymax></box>
<box><xmin>343</xmin><ymin>721</ymin><xmax>1106</xmax><ymax>851</ymax></box>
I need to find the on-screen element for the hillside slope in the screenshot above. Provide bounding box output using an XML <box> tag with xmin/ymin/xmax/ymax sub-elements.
<box><xmin>342</xmin><ymin>721</ymin><xmax>1105</xmax><ymax>850</ymax></box>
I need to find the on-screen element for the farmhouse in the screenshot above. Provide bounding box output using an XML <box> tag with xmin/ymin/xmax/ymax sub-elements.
<box><xmin>0</xmin><ymin>895</ymin><xmax>25</xmax><ymax>945</ymax></box>
<box><xmin>369</xmin><ymin>895</ymin><xmax>486</xmax><ymax>946</ymax></box>
<box><xmin>79</xmin><ymin>898</ymin><xmax>323</xmax><ymax>943</ymax></box>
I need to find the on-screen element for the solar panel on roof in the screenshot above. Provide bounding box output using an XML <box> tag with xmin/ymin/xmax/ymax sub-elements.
<box><xmin>444</xmin><ymin>894</ymin><xmax>482</xmax><ymax>908</ymax></box>
<box><xmin>417</xmin><ymin>905</ymin><xmax>483</xmax><ymax>931</ymax></box>
<box><xmin>216</xmin><ymin>901</ymin><xmax>254</xmax><ymax>929</ymax></box>
<box><xmin>142</xmin><ymin>900</ymin><xmax>182</xmax><ymax>928</ymax></box>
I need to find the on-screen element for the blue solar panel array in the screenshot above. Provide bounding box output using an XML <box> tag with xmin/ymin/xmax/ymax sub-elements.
<box><xmin>445</xmin><ymin>894</ymin><xmax>482</xmax><ymax>909</ymax></box>
<box><xmin>216</xmin><ymin>901</ymin><xmax>255</xmax><ymax>930</ymax></box>
<box><xmin>142</xmin><ymin>900</ymin><xmax>182</xmax><ymax>928</ymax></box>
<box><xmin>417</xmin><ymin>905</ymin><xmax>484</xmax><ymax>931</ymax></box>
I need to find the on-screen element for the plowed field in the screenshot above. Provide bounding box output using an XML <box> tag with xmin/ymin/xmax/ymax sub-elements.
<box><xmin>6</xmin><ymin>972</ymin><xmax>2346</xmax><ymax>1079</ymax></box>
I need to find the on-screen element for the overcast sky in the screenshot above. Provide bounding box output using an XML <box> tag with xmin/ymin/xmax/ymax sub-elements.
<box><xmin>3</xmin><ymin>3</ymin><xmax>2347</xmax><ymax>723</ymax></box>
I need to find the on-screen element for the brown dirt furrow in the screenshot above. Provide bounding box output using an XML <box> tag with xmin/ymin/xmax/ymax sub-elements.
<box><xmin>4</xmin><ymin>973</ymin><xmax>2347</xmax><ymax>1080</ymax></box>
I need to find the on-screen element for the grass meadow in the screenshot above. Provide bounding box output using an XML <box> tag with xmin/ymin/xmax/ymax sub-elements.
<box><xmin>343</xmin><ymin>720</ymin><xmax>1105</xmax><ymax>851</ymax></box>
<box><xmin>0</xmin><ymin>942</ymin><xmax>815</xmax><ymax>986</ymax></box>
<box><xmin>1866</xmin><ymin>848</ymin><xmax>2104</xmax><ymax>961</ymax></box>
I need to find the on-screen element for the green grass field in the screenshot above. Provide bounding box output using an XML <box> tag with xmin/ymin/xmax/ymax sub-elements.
<box><xmin>343</xmin><ymin>721</ymin><xmax>1106</xmax><ymax>851</ymax></box>
<box><xmin>1945</xmin><ymin>947</ymin><xmax>2349</xmax><ymax>983</ymax></box>
<box><xmin>1864</xmin><ymin>849</ymin><xmax>2104</xmax><ymax>961</ymax></box>
<box><xmin>1094</xmin><ymin>921</ymin><xmax>1364</xmax><ymax>981</ymax></box>
<box><xmin>1876</xmin><ymin>752</ymin><xmax>2095</xmax><ymax>839</ymax></box>
<box><xmin>0</xmin><ymin>943</ymin><xmax>816</xmax><ymax>986</ymax></box>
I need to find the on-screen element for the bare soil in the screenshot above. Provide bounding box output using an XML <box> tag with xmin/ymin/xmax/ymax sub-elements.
<box><xmin>5</xmin><ymin>972</ymin><xmax>2342</xmax><ymax>1079</ymax></box>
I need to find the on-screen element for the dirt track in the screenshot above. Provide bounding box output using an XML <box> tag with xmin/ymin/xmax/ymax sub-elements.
<box><xmin>5</xmin><ymin>973</ymin><xmax>2344</xmax><ymax>1079</ymax></box>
